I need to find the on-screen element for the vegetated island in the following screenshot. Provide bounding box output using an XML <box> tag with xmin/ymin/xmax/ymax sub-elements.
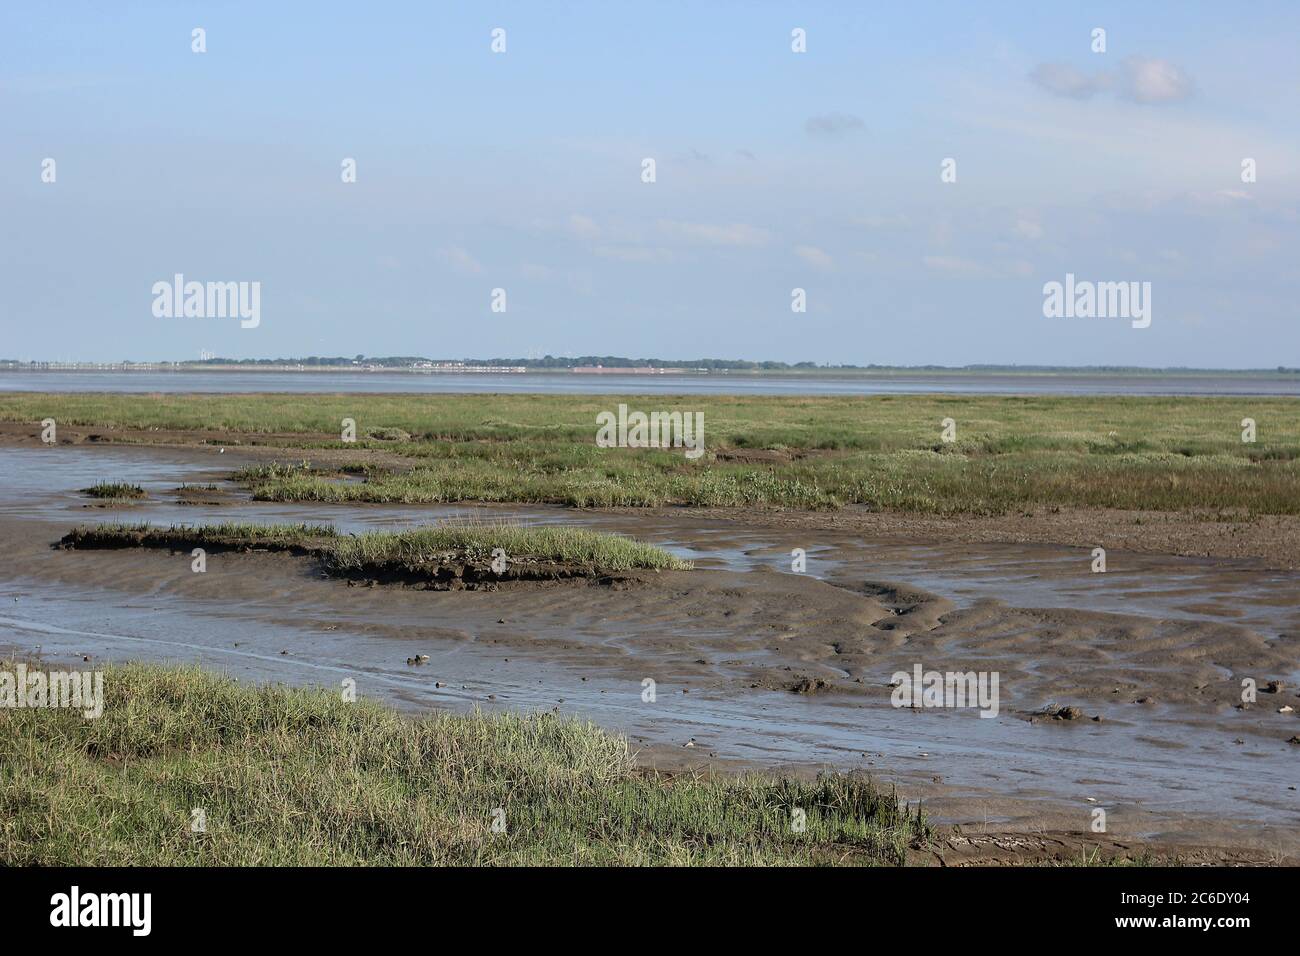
<box><xmin>59</xmin><ymin>522</ymin><xmax>690</xmax><ymax>589</ymax></box>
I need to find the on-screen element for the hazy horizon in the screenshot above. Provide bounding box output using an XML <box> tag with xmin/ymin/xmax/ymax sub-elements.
<box><xmin>3</xmin><ymin>2</ymin><xmax>1297</xmax><ymax>366</ymax></box>
<box><xmin>4</xmin><ymin>355</ymin><xmax>1300</xmax><ymax>374</ymax></box>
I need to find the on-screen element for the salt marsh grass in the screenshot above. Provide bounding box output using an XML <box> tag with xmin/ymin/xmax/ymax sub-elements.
<box><xmin>81</xmin><ymin>481</ymin><xmax>147</xmax><ymax>500</ymax></box>
<box><xmin>61</xmin><ymin>521</ymin><xmax>689</xmax><ymax>573</ymax></box>
<box><xmin>329</xmin><ymin>523</ymin><xmax>690</xmax><ymax>572</ymax></box>
<box><xmin>11</xmin><ymin>392</ymin><xmax>1300</xmax><ymax>515</ymax></box>
<box><xmin>0</xmin><ymin>663</ymin><xmax>926</xmax><ymax>866</ymax></box>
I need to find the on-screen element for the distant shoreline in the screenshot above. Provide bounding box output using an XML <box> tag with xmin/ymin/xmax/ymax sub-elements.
<box><xmin>2</xmin><ymin>363</ymin><xmax>1296</xmax><ymax>379</ymax></box>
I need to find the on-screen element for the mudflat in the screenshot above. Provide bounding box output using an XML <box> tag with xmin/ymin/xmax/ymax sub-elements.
<box><xmin>2</xmin><ymin>434</ymin><xmax>1298</xmax><ymax>864</ymax></box>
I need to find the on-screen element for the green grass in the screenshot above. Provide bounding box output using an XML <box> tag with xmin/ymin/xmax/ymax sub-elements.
<box><xmin>328</xmin><ymin>524</ymin><xmax>691</xmax><ymax>572</ymax></box>
<box><xmin>235</xmin><ymin>447</ymin><xmax>1300</xmax><ymax>514</ymax></box>
<box><xmin>10</xmin><ymin>392</ymin><xmax>1300</xmax><ymax>515</ymax></box>
<box><xmin>0</xmin><ymin>663</ymin><xmax>928</xmax><ymax>865</ymax></box>
<box><xmin>62</xmin><ymin>521</ymin><xmax>337</xmax><ymax>551</ymax></box>
<box><xmin>60</xmin><ymin>521</ymin><xmax>691</xmax><ymax>574</ymax></box>
<box><xmin>81</xmin><ymin>481</ymin><xmax>147</xmax><ymax>500</ymax></box>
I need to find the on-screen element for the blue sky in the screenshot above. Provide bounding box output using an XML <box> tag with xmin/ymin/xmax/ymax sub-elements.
<box><xmin>2</xmin><ymin>1</ymin><xmax>1297</xmax><ymax>366</ymax></box>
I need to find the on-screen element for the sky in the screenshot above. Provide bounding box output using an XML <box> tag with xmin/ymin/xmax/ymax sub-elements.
<box><xmin>2</xmin><ymin>1</ymin><xmax>1298</xmax><ymax>367</ymax></box>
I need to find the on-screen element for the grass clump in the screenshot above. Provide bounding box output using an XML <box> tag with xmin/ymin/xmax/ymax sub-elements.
<box><xmin>0</xmin><ymin>663</ymin><xmax>928</xmax><ymax>865</ymax></box>
<box><xmin>329</xmin><ymin>524</ymin><xmax>691</xmax><ymax>573</ymax></box>
<box><xmin>60</xmin><ymin>521</ymin><xmax>689</xmax><ymax>575</ymax></box>
<box><xmin>61</xmin><ymin>521</ymin><xmax>337</xmax><ymax>553</ymax></box>
<box><xmin>82</xmin><ymin>481</ymin><xmax>147</xmax><ymax>500</ymax></box>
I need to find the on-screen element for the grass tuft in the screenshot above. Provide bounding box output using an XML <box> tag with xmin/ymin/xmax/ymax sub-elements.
<box><xmin>81</xmin><ymin>481</ymin><xmax>147</xmax><ymax>500</ymax></box>
<box><xmin>328</xmin><ymin>523</ymin><xmax>690</xmax><ymax>573</ymax></box>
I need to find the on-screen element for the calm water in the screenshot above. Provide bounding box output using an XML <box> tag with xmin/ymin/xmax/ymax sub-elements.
<box><xmin>3</xmin><ymin>369</ymin><xmax>1298</xmax><ymax>396</ymax></box>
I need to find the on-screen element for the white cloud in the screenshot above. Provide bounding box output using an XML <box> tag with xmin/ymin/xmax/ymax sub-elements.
<box><xmin>1029</xmin><ymin>56</ymin><xmax>1192</xmax><ymax>105</ymax></box>
<box><xmin>1029</xmin><ymin>63</ymin><xmax>1110</xmax><ymax>99</ymax></box>
<box><xmin>568</xmin><ymin>214</ymin><xmax>601</xmax><ymax>240</ymax></box>
<box><xmin>1121</xmin><ymin>57</ymin><xmax>1194</xmax><ymax>104</ymax></box>
<box><xmin>675</xmin><ymin>148</ymin><xmax>712</xmax><ymax>164</ymax></box>
<box><xmin>932</xmin><ymin>219</ymin><xmax>954</xmax><ymax>247</ymax></box>
<box><xmin>921</xmin><ymin>256</ymin><xmax>1032</xmax><ymax>279</ymax></box>
<box><xmin>1013</xmin><ymin>218</ymin><xmax>1044</xmax><ymax>240</ymax></box>
<box><xmin>856</xmin><ymin>213</ymin><xmax>910</xmax><ymax>229</ymax></box>
<box><xmin>436</xmin><ymin>245</ymin><xmax>484</xmax><ymax>275</ymax></box>
<box><xmin>804</xmin><ymin>113</ymin><xmax>866</xmax><ymax>137</ymax></box>
<box><xmin>593</xmin><ymin>245</ymin><xmax>673</xmax><ymax>263</ymax></box>
<box><xmin>657</xmin><ymin>220</ymin><xmax>771</xmax><ymax>246</ymax></box>
<box><xmin>922</xmin><ymin>255</ymin><xmax>988</xmax><ymax>278</ymax></box>
<box><xmin>793</xmin><ymin>245</ymin><xmax>834</xmax><ymax>271</ymax></box>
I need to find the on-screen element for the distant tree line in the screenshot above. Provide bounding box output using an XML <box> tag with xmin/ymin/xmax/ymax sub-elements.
<box><xmin>2</xmin><ymin>357</ymin><xmax>1296</xmax><ymax>373</ymax></box>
